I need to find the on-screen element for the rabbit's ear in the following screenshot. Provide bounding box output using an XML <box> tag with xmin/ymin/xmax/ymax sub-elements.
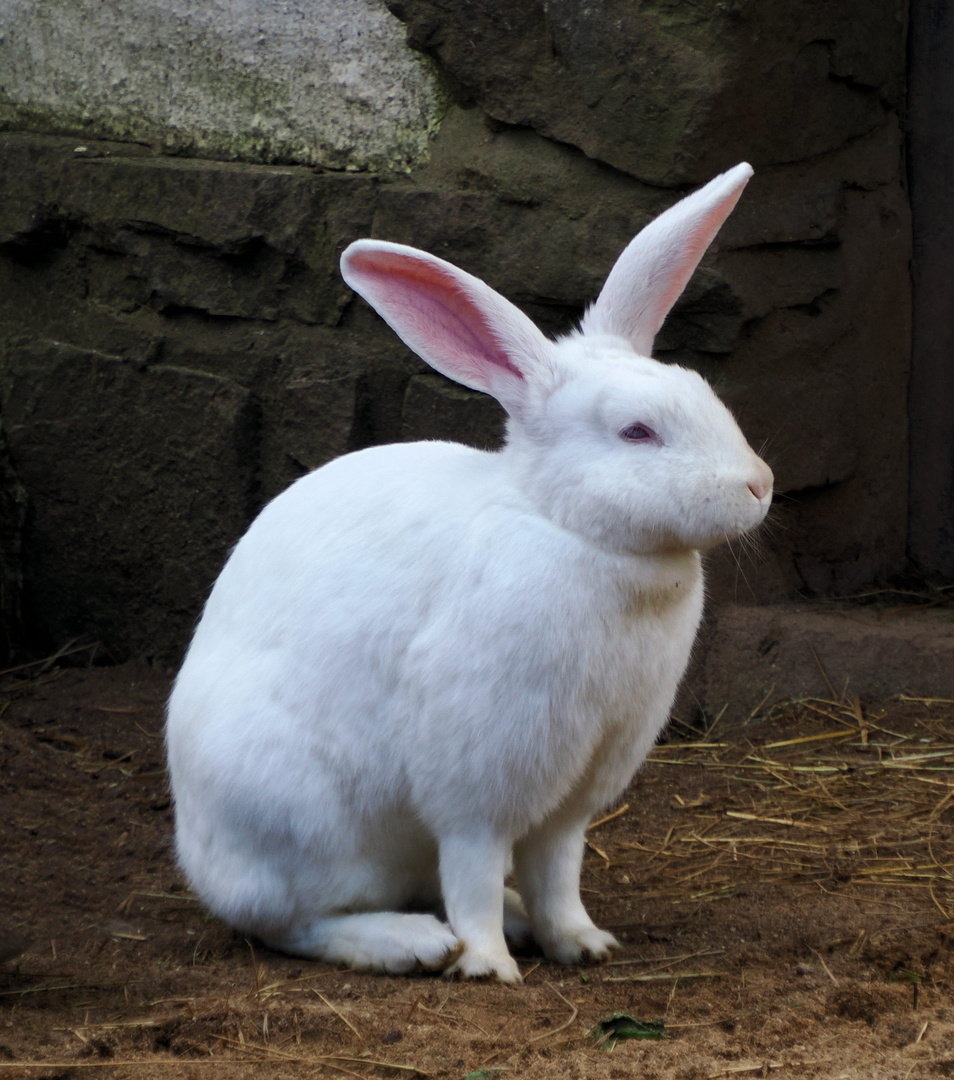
<box><xmin>341</xmin><ymin>240</ymin><xmax>553</xmax><ymax>419</ymax></box>
<box><xmin>581</xmin><ymin>163</ymin><xmax>753</xmax><ymax>357</ymax></box>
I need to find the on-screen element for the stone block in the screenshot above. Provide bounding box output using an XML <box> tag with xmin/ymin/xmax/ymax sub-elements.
<box><xmin>401</xmin><ymin>373</ymin><xmax>506</xmax><ymax>450</ymax></box>
<box><xmin>0</xmin><ymin>0</ymin><xmax>445</xmax><ymax>172</ymax></box>
<box><xmin>387</xmin><ymin>0</ymin><xmax>906</xmax><ymax>184</ymax></box>
<box><xmin>266</xmin><ymin>373</ymin><xmax>361</xmax><ymax>496</ymax></box>
<box><xmin>0</xmin><ymin>340</ymin><xmax>256</xmax><ymax>662</ymax></box>
<box><xmin>700</xmin><ymin>603</ymin><xmax>954</xmax><ymax>721</ymax></box>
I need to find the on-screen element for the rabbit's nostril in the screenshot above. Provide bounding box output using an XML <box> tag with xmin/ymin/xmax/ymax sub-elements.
<box><xmin>747</xmin><ymin>462</ymin><xmax>774</xmax><ymax>502</ymax></box>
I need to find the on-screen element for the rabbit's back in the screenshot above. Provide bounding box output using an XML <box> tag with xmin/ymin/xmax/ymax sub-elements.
<box><xmin>168</xmin><ymin>441</ymin><xmax>506</xmax><ymax>802</ymax></box>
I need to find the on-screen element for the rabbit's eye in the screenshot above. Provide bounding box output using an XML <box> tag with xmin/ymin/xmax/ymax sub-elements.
<box><xmin>619</xmin><ymin>422</ymin><xmax>658</xmax><ymax>444</ymax></box>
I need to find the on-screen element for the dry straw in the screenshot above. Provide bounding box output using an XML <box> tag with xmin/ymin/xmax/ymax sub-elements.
<box><xmin>613</xmin><ymin>693</ymin><xmax>954</xmax><ymax>918</ymax></box>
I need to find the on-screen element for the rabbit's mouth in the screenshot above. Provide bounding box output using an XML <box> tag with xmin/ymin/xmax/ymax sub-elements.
<box><xmin>642</xmin><ymin>499</ymin><xmax>773</xmax><ymax>556</ymax></box>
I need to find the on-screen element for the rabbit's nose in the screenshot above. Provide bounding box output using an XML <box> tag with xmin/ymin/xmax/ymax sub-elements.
<box><xmin>747</xmin><ymin>460</ymin><xmax>774</xmax><ymax>502</ymax></box>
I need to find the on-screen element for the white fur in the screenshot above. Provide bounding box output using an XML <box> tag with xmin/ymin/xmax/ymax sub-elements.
<box><xmin>167</xmin><ymin>163</ymin><xmax>772</xmax><ymax>982</ymax></box>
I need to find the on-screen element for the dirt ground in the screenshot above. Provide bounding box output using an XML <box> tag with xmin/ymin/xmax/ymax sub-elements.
<box><xmin>1</xmin><ymin>655</ymin><xmax>952</xmax><ymax>1079</ymax></box>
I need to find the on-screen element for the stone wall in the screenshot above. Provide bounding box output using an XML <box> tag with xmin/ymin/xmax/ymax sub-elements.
<box><xmin>0</xmin><ymin>1</ymin><xmax>913</xmax><ymax>665</ymax></box>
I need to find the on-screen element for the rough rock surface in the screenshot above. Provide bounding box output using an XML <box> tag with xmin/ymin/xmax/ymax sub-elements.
<box><xmin>907</xmin><ymin>0</ymin><xmax>954</xmax><ymax>578</ymax></box>
<box><xmin>0</xmin><ymin>421</ymin><xmax>26</xmax><ymax>665</ymax></box>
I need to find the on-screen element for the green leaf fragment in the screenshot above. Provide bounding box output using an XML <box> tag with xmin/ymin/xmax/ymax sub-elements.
<box><xmin>591</xmin><ymin>1013</ymin><xmax>666</xmax><ymax>1049</ymax></box>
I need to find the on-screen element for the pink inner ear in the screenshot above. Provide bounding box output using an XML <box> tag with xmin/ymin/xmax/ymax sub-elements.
<box><xmin>346</xmin><ymin>249</ymin><xmax>525</xmax><ymax>383</ymax></box>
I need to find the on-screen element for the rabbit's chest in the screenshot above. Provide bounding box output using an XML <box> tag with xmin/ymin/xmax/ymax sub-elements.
<box><xmin>606</xmin><ymin>549</ymin><xmax>702</xmax><ymax>656</ymax></box>
<box><xmin>601</xmin><ymin>593</ymin><xmax>699</xmax><ymax>709</ymax></box>
<box><xmin>540</xmin><ymin>560</ymin><xmax>704</xmax><ymax>816</ymax></box>
<box><xmin>580</xmin><ymin>555</ymin><xmax>704</xmax><ymax>735</ymax></box>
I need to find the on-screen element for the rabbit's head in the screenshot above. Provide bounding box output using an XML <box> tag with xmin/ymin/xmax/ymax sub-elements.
<box><xmin>342</xmin><ymin>163</ymin><xmax>772</xmax><ymax>556</ymax></box>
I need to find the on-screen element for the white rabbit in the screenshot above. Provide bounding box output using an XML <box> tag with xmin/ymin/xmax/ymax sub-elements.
<box><xmin>166</xmin><ymin>162</ymin><xmax>772</xmax><ymax>983</ymax></box>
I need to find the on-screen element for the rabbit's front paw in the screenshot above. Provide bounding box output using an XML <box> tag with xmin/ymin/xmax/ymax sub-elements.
<box><xmin>445</xmin><ymin>944</ymin><xmax>522</xmax><ymax>984</ymax></box>
<box><xmin>542</xmin><ymin>925</ymin><xmax>620</xmax><ymax>966</ymax></box>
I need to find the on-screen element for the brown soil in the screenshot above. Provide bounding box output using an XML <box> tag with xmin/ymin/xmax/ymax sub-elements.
<box><xmin>1</xmin><ymin>659</ymin><xmax>952</xmax><ymax>1079</ymax></box>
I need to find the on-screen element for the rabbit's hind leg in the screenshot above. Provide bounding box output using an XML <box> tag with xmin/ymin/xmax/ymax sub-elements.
<box><xmin>263</xmin><ymin>912</ymin><xmax>462</xmax><ymax>974</ymax></box>
<box><xmin>514</xmin><ymin>821</ymin><xmax>619</xmax><ymax>965</ymax></box>
<box><xmin>502</xmin><ymin>886</ymin><xmax>534</xmax><ymax>950</ymax></box>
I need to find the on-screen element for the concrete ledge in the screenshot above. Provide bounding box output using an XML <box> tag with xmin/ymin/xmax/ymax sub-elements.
<box><xmin>699</xmin><ymin>602</ymin><xmax>954</xmax><ymax>719</ymax></box>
